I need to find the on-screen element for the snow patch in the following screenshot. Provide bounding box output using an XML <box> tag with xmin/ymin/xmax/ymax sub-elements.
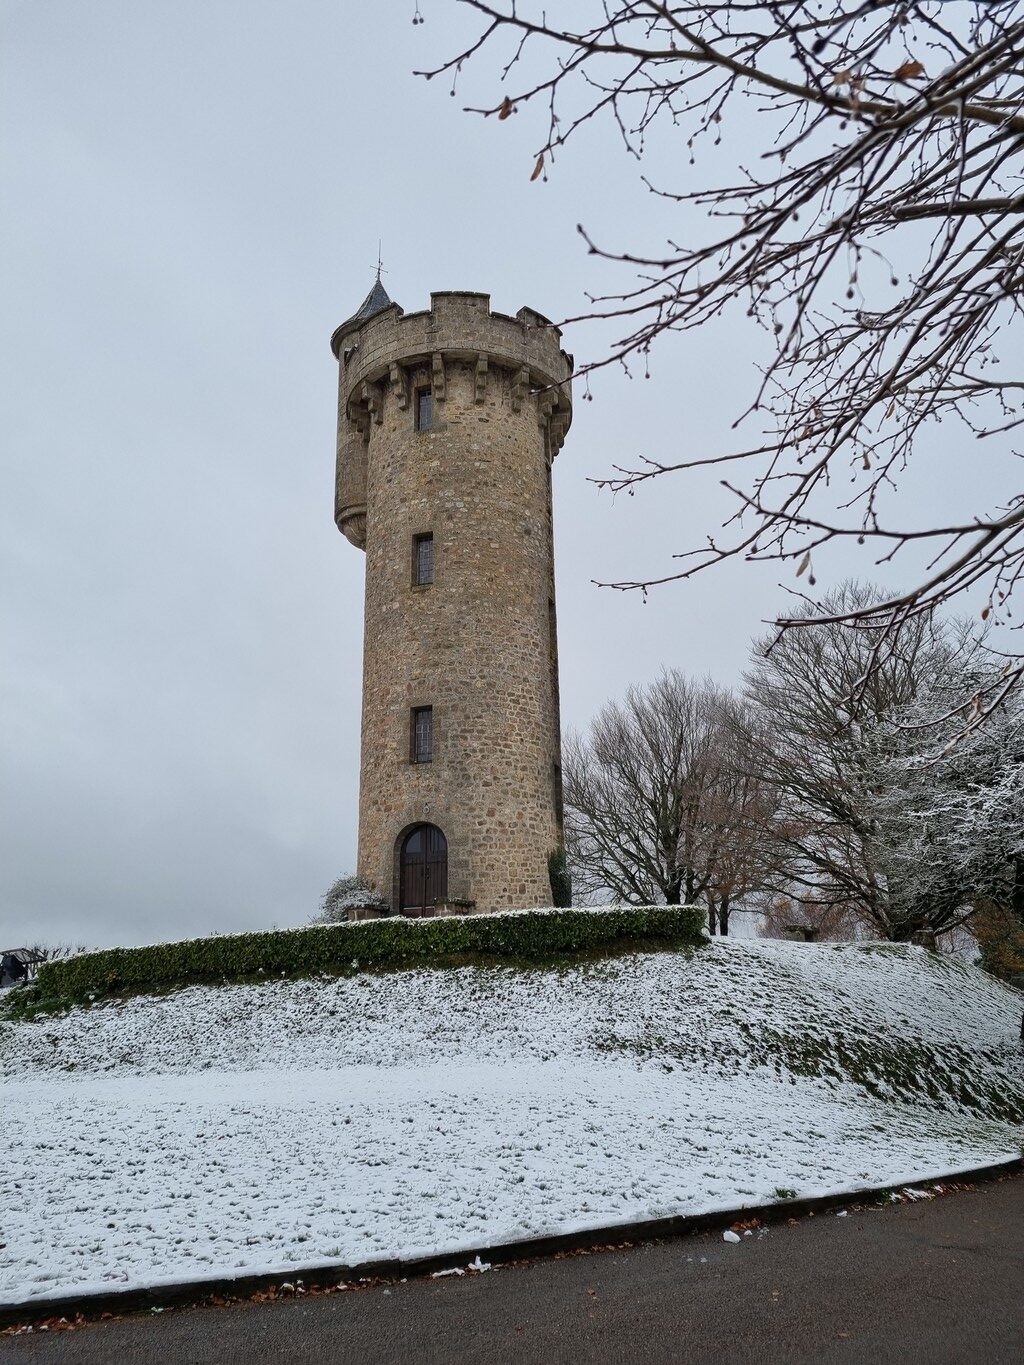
<box><xmin>1</xmin><ymin>939</ymin><xmax>1020</xmax><ymax>1306</ymax></box>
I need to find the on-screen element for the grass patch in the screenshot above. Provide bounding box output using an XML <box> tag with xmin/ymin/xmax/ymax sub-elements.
<box><xmin>597</xmin><ymin>1017</ymin><xmax>1024</xmax><ymax>1126</ymax></box>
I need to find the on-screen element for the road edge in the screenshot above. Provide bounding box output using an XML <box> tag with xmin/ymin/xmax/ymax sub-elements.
<box><xmin>3</xmin><ymin>1155</ymin><xmax>1021</xmax><ymax>1330</ymax></box>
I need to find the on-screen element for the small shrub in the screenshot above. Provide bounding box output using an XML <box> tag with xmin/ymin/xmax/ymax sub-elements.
<box><xmin>33</xmin><ymin>906</ymin><xmax>707</xmax><ymax>1008</ymax></box>
<box><xmin>314</xmin><ymin>874</ymin><xmax>389</xmax><ymax>924</ymax></box>
<box><xmin>0</xmin><ymin>983</ymin><xmax>42</xmax><ymax>1020</ymax></box>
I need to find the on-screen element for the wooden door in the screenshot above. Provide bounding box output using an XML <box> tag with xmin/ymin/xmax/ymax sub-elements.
<box><xmin>400</xmin><ymin>824</ymin><xmax>448</xmax><ymax>915</ymax></box>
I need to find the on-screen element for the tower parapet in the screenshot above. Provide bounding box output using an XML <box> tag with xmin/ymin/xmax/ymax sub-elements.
<box><xmin>332</xmin><ymin>286</ymin><xmax>572</xmax><ymax>915</ymax></box>
<box><xmin>333</xmin><ymin>291</ymin><xmax>572</xmax><ymax>550</ymax></box>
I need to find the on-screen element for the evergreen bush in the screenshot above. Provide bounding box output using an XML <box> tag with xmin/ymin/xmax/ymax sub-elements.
<box><xmin>31</xmin><ymin>905</ymin><xmax>706</xmax><ymax>1008</ymax></box>
<box><xmin>548</xmin><ymin>848</ymin><xmax>573</xmax><ymax>908</ymax></box>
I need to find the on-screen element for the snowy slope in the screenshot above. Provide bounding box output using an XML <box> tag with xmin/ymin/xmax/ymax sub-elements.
<box><xmin>1</xmin><ymin>939</ymin><xmax>1022</xmax><ymax>1305</ymax></box>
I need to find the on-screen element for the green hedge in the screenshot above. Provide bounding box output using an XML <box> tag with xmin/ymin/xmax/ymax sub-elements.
<box><xmin>33</xmin><ymin>906</ymin><xmax>705</xmax><ymax>1006</ymax></box>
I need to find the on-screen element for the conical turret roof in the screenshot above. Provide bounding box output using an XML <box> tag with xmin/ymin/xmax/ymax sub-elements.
<box><xmin>351</xmin><ymin>277</ymin><xmax>394</xmax><ymax>323</ymax></box>
<box><xmin>330</xmin><ymin>276</ymin><xmax>402</xmax><ymax>357</ymax></box>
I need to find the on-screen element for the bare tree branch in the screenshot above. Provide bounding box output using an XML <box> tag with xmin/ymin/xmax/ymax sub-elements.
<box><xmin>423</xmin><ymin>3</ymin><xmax>1024</xmax><ymax>716</ymax></box>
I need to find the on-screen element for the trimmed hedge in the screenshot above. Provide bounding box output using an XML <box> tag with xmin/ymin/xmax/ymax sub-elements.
<box><xmin>33</xmin><ymin>906</ymin><xmax>706</xmax><ymax>1007</ymax></box>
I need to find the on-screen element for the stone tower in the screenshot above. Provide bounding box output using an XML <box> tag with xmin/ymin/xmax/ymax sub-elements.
<box><xmin>331</xmin><ymin>285</ymin><xmax>573</xmax><ymax>915</ymax></box>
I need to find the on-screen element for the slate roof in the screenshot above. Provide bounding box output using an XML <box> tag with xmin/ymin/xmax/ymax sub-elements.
<box><xmin>350</xmin><ymin>277</ymin><xmax>394</xmax><ymax>324</ymax></box>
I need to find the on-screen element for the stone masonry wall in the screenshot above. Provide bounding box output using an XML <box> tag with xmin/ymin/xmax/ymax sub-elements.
<box><xmin>333</xmin><ymin>292</ymin><xmax>572</xmax><ymax>913</ymax></box>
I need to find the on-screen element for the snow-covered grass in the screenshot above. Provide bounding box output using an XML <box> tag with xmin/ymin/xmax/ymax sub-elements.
<box><xmin>1</xmin><ymin>939</ymin><xmax>1022</xmax><ymax>1306</ymax></box>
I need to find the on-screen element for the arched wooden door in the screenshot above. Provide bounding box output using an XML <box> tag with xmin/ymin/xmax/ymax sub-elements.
<box><xmin>399</xmin><ymin>824</ymin><xmax>448</xmax><ymax>916</ymax></box>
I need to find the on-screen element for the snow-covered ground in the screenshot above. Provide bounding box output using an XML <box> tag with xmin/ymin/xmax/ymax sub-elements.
<box><xmin>2</xmin><ymin>939</ymin><xmax>1022</xmax><ymax>1306</ymax></box>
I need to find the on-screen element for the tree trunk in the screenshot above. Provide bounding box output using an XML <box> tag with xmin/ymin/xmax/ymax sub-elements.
<box><xmin>720</xmin><ymin>896</ymin><xmax>731</xmax><ymax>936</ymax></box>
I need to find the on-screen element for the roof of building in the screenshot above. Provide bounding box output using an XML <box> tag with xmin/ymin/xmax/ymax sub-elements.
<box><xmin>349</xmin><ymin>277</ymin><xmax>395</xmax><ymax>325</ymax></box>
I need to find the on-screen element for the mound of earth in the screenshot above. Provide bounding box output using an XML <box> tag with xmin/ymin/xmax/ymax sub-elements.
<box><xmin>1</xmin><ymin>938</ymin><xmax>1021</xmax><ymax>1305</ymax></box>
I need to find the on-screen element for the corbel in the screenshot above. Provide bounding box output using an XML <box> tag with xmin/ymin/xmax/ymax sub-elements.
<box><xmin>474</xmin><ymin>353</ymin><xmax>488</xmax><ymax>404</ymax></box>
<box><xmin>511</xmin><ymin>366</ymin><xmax>529</xmax><ymax>413</ymax></box>
<box><xmin>361</xmin><ymin>381</ymin><xmax>383</xmax><ymax>425</ymax></box>
<box><xmin>549</xmin><ymin>409</ymin><xmax>570</xmax><ymax>454</ymax></box>
<box><xmin>536</xmin><ymin>390</ymin><xmax>556</xmax><ymax>428</ymax></box>
<box><xmin>390</xmin><ymin>363</ymin><xmax>409</xmax><ymax>411</ymax></box>
<box><xmin>347</xmin><ymin>397</ymin><xmax>370</xmax><ymax>443</ymax></box>
<box><xmin>431</xmin><ymin>352</ymin><xmax>446</xmax><ymax>401</ymax></box>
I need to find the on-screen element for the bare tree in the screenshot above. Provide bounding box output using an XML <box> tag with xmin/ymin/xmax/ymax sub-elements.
<box><xmin>424</xmin><ymin>4</ymin><xmax>1024</xmax><ymax>714</ymax></box>
<box><xmin>702</xmin><ymin>714</ymin><xmax>780</xmax><ymax>934</ymax></box>
<box><xmin>564</xmin><ymin>670</ymin><xmax>772</xmax><ymax>924</ymax></box>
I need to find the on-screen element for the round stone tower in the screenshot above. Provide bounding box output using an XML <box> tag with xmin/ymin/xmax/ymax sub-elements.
<box><xmin>331</xmin><ymin>285</ymin><xmax>573</xmax><ymax>915</ymax></box>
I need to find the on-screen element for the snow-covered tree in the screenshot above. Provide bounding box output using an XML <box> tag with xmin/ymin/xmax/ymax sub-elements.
<box><xmin>744</xmin><ymin>583</ymin><xmax>996</xmax><ymax>941</ymax></box>
<box><xmin>862</xmin><ymin>674</ymin><xmax>1024</xmax><ymax>941</ymax></box>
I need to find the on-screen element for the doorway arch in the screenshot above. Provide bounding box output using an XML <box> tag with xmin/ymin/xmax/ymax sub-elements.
<box><xmin>399</xmin><ymin>823</ymin><xmax>448</xmax><ymax>916</ymax></box>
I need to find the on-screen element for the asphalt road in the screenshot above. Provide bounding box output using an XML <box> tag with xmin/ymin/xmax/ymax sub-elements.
<box><xmin>5</xmin><ymin>1174</ymin><xmax>1022</xmax><ymax>1364</ymax></box>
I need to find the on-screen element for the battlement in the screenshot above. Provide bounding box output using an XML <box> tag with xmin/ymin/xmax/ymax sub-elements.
<box><xmin>331</xmin><ymin>289</ymin><xmax>573</xmax><ymax>402</ymax></box>
<box><xmin>333</xmin><ymin>288</ymin><xmax>573</xmax><ymax>551</ymax></box>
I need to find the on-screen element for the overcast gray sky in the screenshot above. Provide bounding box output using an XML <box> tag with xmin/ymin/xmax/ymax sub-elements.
<box><xmin>1</xmin><ymin>1</ymin><xmax>1007</xmax><ymax>948</ymax></box>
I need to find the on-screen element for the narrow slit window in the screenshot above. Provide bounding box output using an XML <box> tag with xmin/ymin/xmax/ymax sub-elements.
<box><xmin>415</xmin><ymin>387</ymin><xmax>433</xmax><ymax>431</ymax></box>
<box><xmin>413</xmin><ymin>533</ymin><xmax>434</xmax><ymax>586</ymax></box>
<box><xmin>411</xmin><ymin>706</ymin><xmax>433</xmax><ymax>764</ymax></box>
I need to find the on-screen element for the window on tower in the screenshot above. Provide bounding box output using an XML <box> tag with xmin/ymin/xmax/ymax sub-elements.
<box><xmin>410</xmin><ymin>706</ymin><xmax>433</xmax><ymax>764</ymax></box>
<box><xmin>415</xmin><ymin>387</ymin><xmax>433</xmax><ymax>431</ymax></box>
<box><xmin>412</xmin><ymin>532</ymin><xmax>434</xmax><ymax>586</ymax></box>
